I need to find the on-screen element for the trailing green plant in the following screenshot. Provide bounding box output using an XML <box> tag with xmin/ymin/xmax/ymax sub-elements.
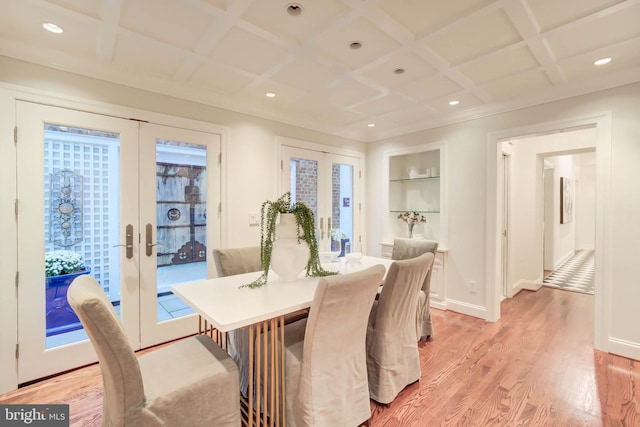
<box><xmin>242</xmin><ymin>192</ymin><xmax>337</xmax><ymax>289</ymax></box>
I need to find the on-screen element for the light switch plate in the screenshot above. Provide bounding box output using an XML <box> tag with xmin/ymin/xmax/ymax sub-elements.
<box><xmin>249</xmin><ymin>213</ymin><xmax>260</xmax><ymax>225</ymax></box>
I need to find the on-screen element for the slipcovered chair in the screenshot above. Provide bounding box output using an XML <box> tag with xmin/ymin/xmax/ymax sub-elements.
<box><xmin>212</xmin><ymin>245</ymin><xmax>308</xmax><ymax>399</ymax></box>
<box><xmin>366</xmin><ymin>252</ymin><xmax>434</xmax><ymax>404</ymax></box>
<box><xmin>67</xmin><ymin>275</ymin><xmax>240</xmax><ymax>427</ymax></box>
<box><xmin>391</xmin><ymin>238</ymin><xmax>439</xmax><ymax>340</ymax></box>
<box><xmin>283</xmin><ymin>264</ymin><xmax>386</xmax><ymax>427</ymax></box>
<box><xmin>212</xmin><ymin>245</ymin><xmax>261</xmax><ymax>277</ymax></box>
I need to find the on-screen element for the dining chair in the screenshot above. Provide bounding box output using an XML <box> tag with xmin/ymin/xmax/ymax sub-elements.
<box><xmin>366</xmin><ymin>252</ymin><xmax>434</xmax><ymax>404</ymax></box>
<box><xmin>283</xmin><ymin>264</ymin><xmax>386</xmax><ymax>427</ymax></box>
<box><xmin>67</xmin><ymin>275</ymin><xmax>240</xmax><ymax>427</ymax></box>
<box><xmin>212</xmin><ymin>245</ymin><xmax>261</xmax><ymax>277</ymax></box>
<box><xmin>391</xmin><ymin>237</ymin><xmax>439</xmax><ymax>340</ymax></box>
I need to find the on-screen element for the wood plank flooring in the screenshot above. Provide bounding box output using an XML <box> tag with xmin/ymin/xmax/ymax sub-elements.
<box><xmin>2</xmin><ymin>287</ymin><xmax>639</xmax><ymax>426</ymax></box>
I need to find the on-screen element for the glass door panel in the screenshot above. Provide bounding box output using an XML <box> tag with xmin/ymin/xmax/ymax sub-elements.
<box><xmin>44</xmin><ymin>125</ymin><xmax>122</xmax><ymax>349</ymax></box>
<box><xmin>281</xmin><ymin>146</ymin><xmax>361</xmax><ymax>255</ymax></box>
<box><xmin>17</xmin><ymin>101</ymin><xmax>139</xmax><ymax>383</ymax></box>
<box><xmin>138</xmin><ymin>123</ymin><xmax>220</xmax><ymax>348</ymax></box>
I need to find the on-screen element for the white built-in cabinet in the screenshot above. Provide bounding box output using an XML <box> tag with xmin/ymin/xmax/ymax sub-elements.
<box><xmin>380</xmin><ymin>142</ymin><xmax>447</xmax><ymax>308</ymax></box>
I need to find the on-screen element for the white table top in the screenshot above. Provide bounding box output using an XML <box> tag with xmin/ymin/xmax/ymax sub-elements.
<box><xmin>171</xmin><ymin>255</ymin><xmax>393</xmax><ymax>332</ymax></box>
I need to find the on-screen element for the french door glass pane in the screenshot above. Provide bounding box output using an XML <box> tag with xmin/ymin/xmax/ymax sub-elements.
<box><xmin>155</xmin><ymin>140</ymin><xmax>206</xmax><ymax>321</ymax></box>
<box><xmin>289</xmin><ymin>156</ymin><xmax>319</xmax><ymax>221</ymax></box>
<box><xmin>331</xmin><ymin>162</ymin><xmax>354</xmax><ymax>253</ymax></box>
<box><xmin>44</xmin><ymin>124</ymin><xmax>121</xmax><ymax>348</ymax></box>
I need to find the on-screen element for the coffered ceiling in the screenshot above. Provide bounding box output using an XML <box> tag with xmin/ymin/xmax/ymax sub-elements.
<box><xmin>1</xmin><ymin>0</ymin><xmax>639</xmax><ymax>141</ymax></box>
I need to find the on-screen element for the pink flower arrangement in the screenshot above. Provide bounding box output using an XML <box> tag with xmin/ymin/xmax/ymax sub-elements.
<box><xmin>397</xmin><ymin>211</ymin><xmax>426</xmax><ymax>238</ymax></box>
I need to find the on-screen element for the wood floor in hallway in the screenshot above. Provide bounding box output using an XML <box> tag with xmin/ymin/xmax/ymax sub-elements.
<box><xmin>1</xmin><ymin>287</ymin><xmax>638</xmax><ymax>426</ymax></box>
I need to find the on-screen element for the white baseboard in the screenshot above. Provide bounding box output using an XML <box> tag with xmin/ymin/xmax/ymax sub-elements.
<box><xmin>446</xmin><ymin>298</ymin><xmax>486</xmax><ymax>319</ymax></box>
<box><xmin>512</xmin><ymin>278</ymin><xmax>543</xmax><ymax>296</ymax></box>
<box><xmin>607</xmin><ymin>336</ymin><xmax>640</xmax><ymax>361</ymax></box>
<box><xmin>430</xmin><ymin>300</ymin><xmax>447</xmax><ymax>311</ymax></box>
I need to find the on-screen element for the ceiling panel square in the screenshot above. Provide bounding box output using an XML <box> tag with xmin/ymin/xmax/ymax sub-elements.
<box><xmin>319</xmin><ymin>108</ymin><xmax>366</xmax><ymax>127</ymax></box>
<box><xmin>361</xmin><ymin>51</ymin><xmax>437</xmax><ymax>88</ymax></box>
<box><xmin>559</xmin><ymin>36</ymin><xmax>640</xmax><ymax>80</ymax></box>
<box><xmin>0</xmin><ymin>2</ymin><xmax>97</xmax><ymax>58</ymax></box>
<box><xmin>270</xmin><ymin>56</ymin><xmax>342</xmax><ymax>91</ymax></box>
<box><xmin>354</xmin><ymin>93</ymin><xmax>413</xmax><ymax>117</ymax></box>
<box><xmin>528</xmin><ymin>0</ymin><xmax>624</xmax><ymax>32</ymax></box>
<box><xmin>242</xmin><ymin>0</ymin><xmax>348</xmax><ymax>44</ymax></box>
<box><xmin>112</xmin><ymin>33</ymin><xmax>188</xmax><ymax>78</ymax></box>
<box><xmin>481</xmin><ymin>68</ymin><xmax>551</xmax><ymax>102</ymax></box>
<box><xmin>202</xmin><ymin>0</ymin><xmax>234</xmax><ymax>13</ymax></box>
<box><xmin>545</xmin><ymin>3</ymin><xmax>640</xmax><ymax>59</ymax></box>
<box><xmin>378</xmin><ymin>104</ymin><xmax>439</xmax><ymax>127</ymax></box>
<box><xmin>428</xmin><ymin>92</ymin><xmax>483</xmax><ymax>113</ymax></box>
<box><xmin>209</xmin><ymin>26</ymin><xmax>290</xmax><ymax>75</ymax></box>
<box><xmin>234</xmin><ymin>79</ymin><xmax>305</xmax><ymax>108</ymax></box>
<box><xmin>120</xmin><ymin>0</ymin><xmax>214</xmax><ymax>51</ymax></box>
<box><xmin>189</xmin><ymin>61</ymin><xmax>254</xmax><ymax>96</ymax></box>
<box><xmin>425</xmin><ymin>9</ymin><xmax>522</xmax><ymax>65</ymax></box>
<box><xmin>314</xmin><ymin>17</ymin><xmax>400</xmax><ymax>69</ymax></box>
<box><xmin>394</xmin><ymin>74</ymin><xmax>462</xmax><ymax>102</ymax></box>
<box><xmin>378</xmin><ymin>0</ymin><xmax>494</xmax><ymax>36</ymax></box>
<box><xmin>324</xmin><ymin>79</ymin><xmax>382</xmax><ymax>107</ymax></box>
<box><xmin>44</xmin><ymin>0</ymin><xmax>102</xmax><ymax>19</ymax></box>
<box><xmin>458</xmin><ymin>46</ymin><xmax>539</xmax><ymax>85</ymax></box>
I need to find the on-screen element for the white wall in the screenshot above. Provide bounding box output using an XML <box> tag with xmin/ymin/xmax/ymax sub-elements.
<box><xmin>576</xmin><ymin>155</ymin><xmax>596</xmax><ymax>250</ymax></box>
<box><xmin>367</xmin><ymin>82</ymin><xmax>640</xmax><ymax>361</ymax></box>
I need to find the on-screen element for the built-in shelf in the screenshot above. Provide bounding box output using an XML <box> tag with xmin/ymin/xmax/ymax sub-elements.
<box><xmin>390</xmin><ymin>210</ymin><xmax>440</xmax><ymax>214</ymax></box>
<box><xmin>389</xmin><ymin>177</ymin><xmax>440</xmax><ymax>183</ymax></box>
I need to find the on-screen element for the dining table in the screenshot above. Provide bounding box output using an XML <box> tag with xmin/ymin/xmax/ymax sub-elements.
<box><xmin>171</xmin><ymin>255</ymin><xmax>392</xmax><ymax>427</ymax></box>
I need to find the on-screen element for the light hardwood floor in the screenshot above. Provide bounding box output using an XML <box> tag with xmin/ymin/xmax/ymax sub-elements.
<box><xmin>2</xmin><ymin>287</ymin><xmax>639</xmax><ymax>426</ymax></box>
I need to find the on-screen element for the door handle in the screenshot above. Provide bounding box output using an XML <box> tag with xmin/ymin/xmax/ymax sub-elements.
<box><xmin>145</xmin><ymin>223</ymin><xmax>160</xmax><ymax>256</ymax></box>
<box><xmin>319</xmin><ymin>217</ymin><xmax>324</xmax><ymax>239</ymax></box>
<box><xmin>113</xmin><ymin>224</ymin><xmax>134</xmax><ymax>259</ymax></box>
<box><xmin>327</xmin><ymin>217</ymin><xmax>332</xmax><ymax>240</ymax></box>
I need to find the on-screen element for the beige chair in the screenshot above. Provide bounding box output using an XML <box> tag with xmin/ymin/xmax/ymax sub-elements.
<box><xmin>212</xmin><ymin>245</ymin><xmax>261</xmax><ymax>277</ymax></box>
<box><xmin>391</xmin><ymin>237</ymin><xmax>439</xmax><ymax>340</ymax></box>
<box><xmin>366</xmin><ymin>252</ymin><xmax>434</xmax><ymax>404</ymax></box>
<box><xmin>283</xmin><ymin>264</ymin><xmax>386</xmax><ymax>427</ymax></box>
<box><xmin>67</xmin><ymin>275</ymin><xmax>240</xmax><ymax>427</ymax></box>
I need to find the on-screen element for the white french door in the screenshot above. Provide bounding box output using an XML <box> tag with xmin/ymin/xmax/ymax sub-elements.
<box><xmin>281</xmin><ymin>145</ymin><xmax>361</xmax><ymax>254</ymax></box>
<box><xmin>16</xmin><ymin>101</ymin><xmax>220</xmax><ymax>383</ymax></box>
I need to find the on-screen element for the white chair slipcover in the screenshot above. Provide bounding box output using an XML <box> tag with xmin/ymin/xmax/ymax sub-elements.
<box><xmin>366</xmin><ymin>252</ymin><xmax>434</xmax><ymax>404</ymax></box>
<box><xmin>283</xmin><ymin>264</ymin><xmax>386</xmax><ymax>426</ymax></box>
<box><xmin>391</xmin><ymin>238</ymin><xmax>439</xmax><ymax>340</ymax></box>
<box><xmin>67</xmin><ymin>275</ymin><xmax>240</xmax><ymax>427</ymax></box>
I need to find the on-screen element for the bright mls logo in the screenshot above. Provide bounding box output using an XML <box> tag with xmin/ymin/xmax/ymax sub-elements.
<box><xmin>0</xmin><ymin>404</ymin><xmax>69</xmax><ymax>426</ymax></box>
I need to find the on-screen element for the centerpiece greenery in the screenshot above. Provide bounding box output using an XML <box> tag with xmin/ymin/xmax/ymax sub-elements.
<box><xmin>242</xmin><ymin>192</ymin><xmax>337</xmax><ymax>289</ymax></box>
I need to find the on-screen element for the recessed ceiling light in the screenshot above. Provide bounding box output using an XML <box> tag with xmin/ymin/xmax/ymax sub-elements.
<box><xmin>286</xmin><ymin>3</ymin><xmax>303</xmax><ymax>16</ymax></box>
<box><xmin>266</xmin><ymin>92</ymin><xmax>276</xmax><ymax>98</ymax></box>
<box><xmin>594</xmin><ymin>57</ymin><xmax>612</xmax><ymax>66</ymax></box>
<box><xmin>349</xmin><ymin>41</ymin><xmax>362</xmax><ymax>50</ymax></box>
<box><xmin>367</xmin><ymin>123</ymin><xmax>375</xmax><ymax>127</ymax></box>
<box><xmin>42</xmin><ymin>22</ymin><xmax>63</xmax><ymax>34</ymax></box>
<box><xmin>449</xmin><ymin>100</ymin><xmax>460</xmax><ymax>106</ymax></box>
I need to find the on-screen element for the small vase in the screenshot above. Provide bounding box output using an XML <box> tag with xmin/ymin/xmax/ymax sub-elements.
<box><xmin>407</xmin><ymin>222</ymin><xmax>415</xmax><ymax>239</ymax></box>
<box><xmin>270</xmin><ymin>213</ymin><xmax>310</xmax><ymax>282</ymax></box>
